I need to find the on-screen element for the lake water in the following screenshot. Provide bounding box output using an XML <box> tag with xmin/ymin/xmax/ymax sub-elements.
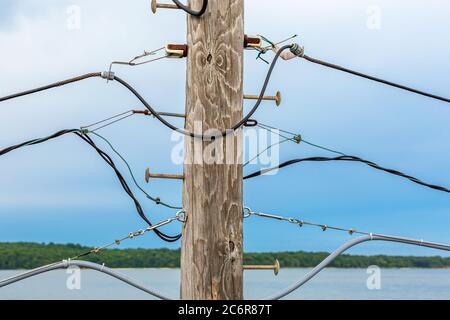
<box><xmin>0</xmin><ymin>268</ymin><xmax>449</xmax><ymax>300</ymax></box>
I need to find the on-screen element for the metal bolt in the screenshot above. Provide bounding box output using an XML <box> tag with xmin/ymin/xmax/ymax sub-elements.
<box><xmin>244</xmin><ymin>91</ymin><xmax>282</xmax><ymax>107</ymax></box>
<box><xmin>244</xmin><ymin>260</ymin><xmax>281</xmax><ymax>276</ymax></box>
<box><xmin>151</xmin><ymin>0</ymin><xmax>180</xmax><ymax>14</ymax></box>
<box><xmin>145</xmin><ymin>168</ymin><xmax>184</xmax><ymax>183</ymax></box>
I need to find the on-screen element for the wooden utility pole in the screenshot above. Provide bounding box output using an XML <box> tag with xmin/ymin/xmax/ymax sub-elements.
<box><xmin>181</xmin><ymin>0</ymin><xmax>244</xmax><ymax>300</ymax></box>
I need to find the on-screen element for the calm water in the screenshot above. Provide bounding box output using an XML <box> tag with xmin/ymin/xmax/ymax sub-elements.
<box><xmin>0</xmin><ymin>268</ymin><xmax>449</xmax><ymax>300</ymax></box>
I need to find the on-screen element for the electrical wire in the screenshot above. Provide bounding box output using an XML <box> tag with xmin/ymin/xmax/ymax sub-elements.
<box><xmin>172</xmin><ymin>0</ymin><xmax>208</xmax><ymax>17</ymax></box>
<box><xmin>0</xmin><ymin>129</ymin><xmax>79</xmax><ymax>156</ymax></box>
<box><xmin>257</xmin><ymin>122</ymin><xmax>347</xmax><ymax>156</ymax></box>
<box><xmin>243</xmin><ymin>138</ymin><xmax>291</xmax><ymax>167</ymax></box>
<box><xmin>301</xmin><ymin>54</ymin><xmax>450</xmax><ymax>104</ymax></box>
<box><xmin>0</xmin><ymin>45</ymin><xmax>293</xmax><ymax>140</ymax></box>
<box><xmin>0</xmin><ymin>129</ymin><xmax>181</xmax><ymax>242</ymax></box>
<box><xmin>265</xmin><ymin>234</ymin><xmax>450</xmax><ymax>300</ymax></box>
<box><xmin>90</xmin><ymin>131</ymin><xmax>182</xmax><ymax>210</ymax></box>
<box><xmin>81</xmin><ymin>110</ymin><xmax>135</xmax><ymax>132</ymax></box>
<box><xmin>244</xmin><ymin>155</ymin><xmax>450</xmax><ymax>194</ymax></box>
<box><xmin>70</xmin><ymin>216</ymin><xmax>181</xmax><ymax>260</ymax></box>
<box><xmin>0</xmin><ymin>260</ymin><xmax>173</xmax><ymax>300</ymax></box>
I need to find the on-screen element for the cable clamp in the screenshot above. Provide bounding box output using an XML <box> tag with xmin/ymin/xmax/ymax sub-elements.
<box><xmin>290</xmin><ymin>43</ymin><xmax>305</xmax><ymax>58</ymax></box>
<box><xmin>101</xmin><ymin>71</ymin><xmax>115</xmax><ymax>81</ymax></box>
<box><xmin>293</xmin><ymin>134</ymin><xmax>302</xmax><ymax>144</ymax></box>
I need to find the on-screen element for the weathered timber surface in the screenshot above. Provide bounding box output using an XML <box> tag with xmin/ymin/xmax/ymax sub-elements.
<box><xmin>181</xmin><ymin>0</ymin><xmax>244</xmax><ymax>300</ymax></box>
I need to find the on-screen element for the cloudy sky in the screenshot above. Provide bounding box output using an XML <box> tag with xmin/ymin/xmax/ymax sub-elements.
<box><xmin>0</xmin><ymin>0</ymin><xmax>449</xmax><ymax>256</ymax></box>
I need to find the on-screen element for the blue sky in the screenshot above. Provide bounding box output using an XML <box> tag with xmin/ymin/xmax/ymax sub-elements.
<box><xmin>0</xmin><ymin>0</ymin><xmax>449</xmax><ymax>257</ymax></box>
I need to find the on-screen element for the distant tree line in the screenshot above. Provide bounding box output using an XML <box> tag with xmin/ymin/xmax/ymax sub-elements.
<box><xmin>0</xmin><ymin>242</ymin><xmax>449</xmax><ymax>270</ymax></box>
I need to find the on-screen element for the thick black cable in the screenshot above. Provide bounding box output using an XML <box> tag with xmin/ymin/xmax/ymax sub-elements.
<box><xmin>0</xmin><ymin>129</ymin><xmax>181</xmax><ymax>242</ymax></box>
<box><xmin>244</xmin><ymin>155</ymin><xmax>450</xmax><ymax>194</ymax></box>
<box><xmin>0</xmin><ymin>73</ymin><xmax>102</xmax><ymax>103</ymax></box>
<box><xmin>0</xmin><ymin>46</ymin><xmax>291</xmax><ymax>140</ymax></box>
<box><xmin>76</xmin><ymin>133</ymin><xmax>181</xmax><ymax>242</ymax></box>
<box><xmin>172</xmin><ymin>0</ymin><xmax>208</xmax><ymax>17</ymax></box>
<box><xmin>302</xmin><ymin>55</ymin><xmax>450</xmax><ymax>104</ymax></box>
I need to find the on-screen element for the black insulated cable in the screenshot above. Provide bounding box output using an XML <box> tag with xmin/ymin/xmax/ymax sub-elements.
<box><xmin>0</xmin><ymin>46</ymin><xmax>292</xmax><ymax>140</ymax></box>
<box><xmin>244</xmin><ymin>155</ymin><xmax>450</xmax><ymax>194</ymax></box>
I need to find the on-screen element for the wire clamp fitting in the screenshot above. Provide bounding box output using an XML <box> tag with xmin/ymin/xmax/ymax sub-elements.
<box><xmin>290</xmin><ymin>43</ymin><xmax>305</xmax><ymax>58</ymax></box>
<box><xmin>101</xmin><ymin>71</ymin><xmax>115</xmax><ymax>81</ymax></box>
<box><xmin>293</xmin><ymin>134</ymin><xmax>302</xmax><ymax>144</ymax></box>
<box><xmin>243</xmin><ymin>207</ymin><xmax>252</xmax><ymax>219</ymax></box>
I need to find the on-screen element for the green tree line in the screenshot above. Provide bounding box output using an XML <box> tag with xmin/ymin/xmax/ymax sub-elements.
<box><xmin>1</xmin><ymin>242</ymin><xmax>449</xmax><ymax>270</ymax></box>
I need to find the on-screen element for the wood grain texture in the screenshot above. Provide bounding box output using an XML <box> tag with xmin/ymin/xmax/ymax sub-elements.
<box><xmin>181</xmin><ymin>0</ymin><xmax>244</xmax><ymax>300</ymax></box>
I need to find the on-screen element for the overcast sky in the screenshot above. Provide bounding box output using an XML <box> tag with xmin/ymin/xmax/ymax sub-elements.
<box><xmin>0</xmin><ymin>0</ymin><xmax>449</xmax><ymax>257</ymax></box>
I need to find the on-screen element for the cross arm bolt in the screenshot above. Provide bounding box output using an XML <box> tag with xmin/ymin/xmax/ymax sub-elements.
<box><xmin>244</xmin><ymin>91</ymin><xmax>282</xmax><ymax>107</ymax></box>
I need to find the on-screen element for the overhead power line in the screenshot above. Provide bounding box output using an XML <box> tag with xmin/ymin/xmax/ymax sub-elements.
<box><xmin>91</xmin><ymin>131</ymin><xmax>182</xmax><ymax>210</ymax></box>
<box><xmin>172</xmin><ymin>0</ymin><xmax>208</xmax><ymax>17</ymax></box>
<box><xmin>0</xmin><ymin>73</ymin><xmax>102</xmax><ymax>103</ymax></box>
<box><xmin>295</xmin><ymin>50</ymin><xmax>450</xmax><ymax>104</ymax></box>
<box><xmin>244</xmin><ymin>155</ymin><xmax>450</xmax><ymax>194</ymax></box>
<box><xmin>266</xmin><ymin>234</ymin><xmax>450</xmax><ymax>300</ymax></box>
<box><xmin>0</xmin><ymin>46</ymin><xmax>293</xmax><ymax>139</ymax></box>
